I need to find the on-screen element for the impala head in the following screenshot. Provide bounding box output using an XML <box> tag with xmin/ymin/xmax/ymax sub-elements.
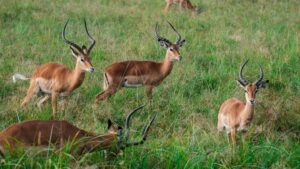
<box><xmin>155</xmin><ymin>22</ymin><xmax>185</xmax><ymax>63</ymax></box>
<box><xmin>107</xmin><ymin>105</ymin><xmax>157</xmax><ymax>150</ymax></box>
<box><xmin>62</xmin><ymin>19</ymin><xmax>96</xmax><ymax>73</ymax></box>
<box><xmin>236</xmin><ymin>60</ymin><xmax>269</xmax><ymax>105</ymax></box>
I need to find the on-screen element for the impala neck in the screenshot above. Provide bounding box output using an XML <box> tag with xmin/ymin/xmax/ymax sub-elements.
<box><xmin>86</xmin><ymin>133</ymin><xmax>118</xmax><ymax>152</ymax></box>
<box><xmin>161</xmin><ymin>52</ymin><xmax>174</xmax><ymax>77</ymax></box>
<box><xmin>242</xmin><ymin>101</ymin><xmax>255</xmax><ymax>120</ymax></box>
<box><xmin>70</xmin><ymin>63</ymin><xmax>85</xmax><ymax>90</ymax></box>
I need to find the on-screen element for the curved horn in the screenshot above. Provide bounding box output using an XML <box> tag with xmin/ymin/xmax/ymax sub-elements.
<box><xmin>125</xmin><ymin>105</ymin><xmax>146</xmax><ymax>142</ymax></box>
<box><xmin>155</xmin><ymin>23</ymin><xmax>171</xmax><ymax>44</ymax></box>
<box><xmin>167</xmin><ymin>21</ymin><xmax>182</xmax><ymax>45</ymax></box>
<box><xmin>126</xmin><ymin>112</ymin><xmax>157</xmax><ymax>147</ymax></box>
<box><xmin>62</xmin><ymin>19</ymin><xmax>81</xmax><ymax>51</ymax></box>
<box><xmin>239</xmin><ymin>60</ymin><xmax>249</xmax><ymax>86</ymax></box>
<box><xmin>83</xmin><ymin>19</ymin><xmax>96</xmax><ymax>54</ymax></box>
<box><xmin>255</xmin><ymin>64</ymin><xmax>264</xmax><ymax>85</ymax></box>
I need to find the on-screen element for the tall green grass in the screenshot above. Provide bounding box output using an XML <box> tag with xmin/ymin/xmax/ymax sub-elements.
<box><xmin>0</xmin><ymin>0</ymin><xmax>299</xmax><ymax>168</ymax></box>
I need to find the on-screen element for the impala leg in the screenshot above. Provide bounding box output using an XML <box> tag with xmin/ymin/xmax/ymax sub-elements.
<box><xmin>146</xmin><ymin>86</ymin><xmax>154</xmax><ymax>100</ymax></box>
<box><xmin>51</xmin><ymin>92</ymin><xmax>58</xmax><ymax>117</ymax></box>
<box><xmin>61</xmin><ymin>99</ymin><xmax>68</xmax><ymax>110</ymax></box>
<box><xmin>95</xmin><ymin>85</ymin><xmax>118</xmax><ymax>102</ymax></box>
<box><xmin>230</xmin><ymin>128</ymin><xmax>237</xmax><ymax>147</ymax></box>
<box><xmin>37</xmin><ymin>95</ymin><xmax>50</xmax><ymax>109</ymax></box>
<box><xmin>180</xmin><ymin>1</ymin><xmax>186</xmax><ymax>10</ymax></box>
<box><xmin>242</xmin><ymin>130</ymin><xmax>248</xmax><ymax>145</ymax></box>
<box><xmin>21</xmin><ymin>81</ymin><xmax>38</xmax><ymax>107</ymax></box>
<box><xmin>164</xmin><ymin>1</ymin><xmax>173</xmax><ymax>12</ymax></box>
<box><xmin>226</xmin><ymin>132</ymin><xmax>231</xmax><ymax>145</ymax></box>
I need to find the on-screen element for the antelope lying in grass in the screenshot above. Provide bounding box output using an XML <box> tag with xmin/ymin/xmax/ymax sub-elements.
<box><xmin>164</xmin><ymin>0</ymin><xmax>198</xmax><ymax>13</ymax></box>
<box><xmin>12</xmin><ymin>19</ymin><xmax>96</xmax><ymax>116</ymax></box>
<box><xmin>96</xmin><ymin>22</ymin><xmax>185</xmax><ymax>101</ymax></box>
<box><xmin>217</xmin><ymin>60</ymin><xmax>269</xmax><ymax>145</ymax></box>
<box><xmin>0</xmin><ymin>106</ymin><xmax>157</xmax><ymax>157</ymax></box>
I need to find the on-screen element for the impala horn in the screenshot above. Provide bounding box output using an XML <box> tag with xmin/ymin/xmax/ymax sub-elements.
<box><xmin>83</xmin><ymin>19</ymin><xmax>96</xmax><ymax>54</ymax></box>
<box><xmin>155</xmin><ymin>23</ymin><xmax>172</xmax><ymax>45</ymax></box>
<box><xmin>238</xmin><ymin>60</ymin><xmax>249</xmax><ymax>86</ymax></box>
<box><xmin>167</xmin><ymin>21</ymin><xmax>185</xmax><ymax>45</ymax></box>
<box><xmin>254</xmin><ymin>64</ymin><xmax>264</xmax><ymax>85</ymax></box>
<box><xmin>123</xmin><ymin>105</ymin><xmax>157</xmax><ymax>148</ymax></box>
<box><xmin>62</xmin><ymin>19</ymin><xmax>82</xmax><ymax>52</ymax></box>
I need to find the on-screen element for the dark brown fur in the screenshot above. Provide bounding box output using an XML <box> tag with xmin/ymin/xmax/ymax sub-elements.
<box><xmin>0</xmin><ymin>120</ymin><xmax>117</xmax><ymax>156</ymax></box>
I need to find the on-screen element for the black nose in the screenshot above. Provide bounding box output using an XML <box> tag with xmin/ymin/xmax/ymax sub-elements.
<box><xmin>90</xmin><ymin>67</ymin><xmax>95</xmax><ymax>72</ymax></box>
<box><xmin>250</xmin><ymin>99</ymin><xmax>255</xmax><ymax>104</ymax></box>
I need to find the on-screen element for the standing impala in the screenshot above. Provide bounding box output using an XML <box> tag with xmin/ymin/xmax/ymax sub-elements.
<box><xmin>164</xmin><ymin>0</ymin><xmax>198</xmax><ymax>13</ymax></box>
<box><xmin>0</xmin><ymin>106</ymin><xmax>157</xmax><ymax>157</ymax></box>
<box><xmin>12</xmin><ymin>19</ymin><xmax>96</xmax><ymax>116</ymax></box>
<box><xmin>217</xmin><ymin>60</ymin><xmax>269</xmax><ymax>145</ymax></box>
<box><xmin>96</xmin><ymin>22</ymin><xmax>185</xmax><ymax>101</ymax></box>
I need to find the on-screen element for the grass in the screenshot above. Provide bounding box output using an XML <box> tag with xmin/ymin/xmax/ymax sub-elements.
<box><xmin>0</xmin><ymin>0</ymin><xmax>300</xmax><ymax>168</ymax></box>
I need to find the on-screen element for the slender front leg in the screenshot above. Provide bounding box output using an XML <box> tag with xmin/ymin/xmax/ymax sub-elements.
<box><xmin>146</xmin><ymin>86</ymin><xmax>154</xmax><ymax>100</ymax></box>
<box><xmin>164</xmin><ymin>0</ymin><xmax>173</xmax><ymax>13</ymax></box>
<box><xmin>21</xmin><ymin>81</ymin><xmax>38</xmax><ymax>107</ymax></box>
<box><xmin>95</xmin><ymin>85</ymin><xmax>119</xmax><ymax>102</ymax></box>
<box><xmin>61</xmin><ymin>99</ymin><xmax>68</xmax><ymax>110</ymax></box>
<box><xmin>37</xmin><ymin>95</ymin><xmax>50</xmax><ymax>109</ymax></box>
<box><xmin>227</xmin><ymin>132</ymin><xmax>231</xmax><ymax>145</ymax></box>
<box><xmin>242</xmin><ymin>130</ymin><xmax>248</xmax><ymax>145</ymax></box>
<box><xmin>51</xmin><ymin>92</ymin><xmax>58</xmax><ymax>117</ymax></box>
<box><xmin>230</xmin><ymin>128</ymin><xmax>237</xmax><ymax>147</ymax></box>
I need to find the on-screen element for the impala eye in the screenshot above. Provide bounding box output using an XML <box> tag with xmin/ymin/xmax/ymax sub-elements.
<box><xmin>170</xmin><ymin>48</ymin><xmax>174</xmax><ymax>52</ymax></box>
<box><xmin>80</xmin><ymin>58</ymin><xmax>85</xmax><ymax>62</ymax></box>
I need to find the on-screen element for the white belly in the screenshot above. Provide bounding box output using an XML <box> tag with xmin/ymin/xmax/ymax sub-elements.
<box><xmin>35</xmin><ymin>78</ymin><xmax>54</xmax><ymax>94</ymax></box>
<box><xmin>123</xmin><ymin>81</ymin><xmax>143</xmax><ymax>88</ymax></box>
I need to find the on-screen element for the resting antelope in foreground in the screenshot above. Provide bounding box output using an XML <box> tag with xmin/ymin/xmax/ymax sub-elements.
<box><xmin>96</xmin><ymin>22</ymin><xmax>185</xmax><ymax>101</ymax></box>
<box><xmin>0</xmin><ymin>106</ymin><xmax>157</xmax><ymax>157</ymax></box>
<box><xmin>164</xmin><ymin>0</ymin><xmax>198</xmax><ymax>13</ymax></box>
<box><xmin>12</xmin><ymin>19</ymin><xmax>96</xmax><ymax>116</ymax></box>
<box><xmin>217</xmin><ymin>60</ymin><xmax>269</xmax><ymax>146</ymax></box>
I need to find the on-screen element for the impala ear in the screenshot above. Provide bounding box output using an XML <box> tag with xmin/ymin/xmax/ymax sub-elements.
<box><xmin>257</xmin><ymin>80</ymin><xmax>269</xmax><ymax>89</ymax></box>
<box><xmin>70</xmin><ymin>46</ymin><xmax>80</xmax><ymax>58</ymax></box>
<box><xmin>107</xmin><ymin>119</ymin><xmax>113</xmax><ymax>129</ymax></box>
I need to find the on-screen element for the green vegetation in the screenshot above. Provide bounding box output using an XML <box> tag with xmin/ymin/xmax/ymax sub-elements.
<box><xmin>0</xmin><ymin>0</ymin><xmax>299</xmax><ymax>168</ymax></box>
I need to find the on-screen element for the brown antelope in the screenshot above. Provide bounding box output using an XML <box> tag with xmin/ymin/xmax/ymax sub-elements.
<box><xmin>12</xmin><ymin>19</ymin><xmax>96</xmax><ymax>116</ymax></box>
<box><xmin>217</xmin><ymin>60</ymin><xmax>269</xmax><ymax>145</ymax></box>
<box><xmin>95</xmin><ymin>22</ymin><xmax>185</xmax><ymax>101</ymax></box>
<box><xmin>164</xmin><ymin>0</ymin><xmax>198</xmax><ymax>13</ymax></box>
<box><xmin>0</xmin><ymin>106</ymin><xmax>157</xmax><ymax>157</ymax></box>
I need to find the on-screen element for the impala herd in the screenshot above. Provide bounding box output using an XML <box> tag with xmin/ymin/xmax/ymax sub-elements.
<box><xmin>1</xmin><ymin>18</ymin><xmax>268</xmax><ymax>158</ymax></box>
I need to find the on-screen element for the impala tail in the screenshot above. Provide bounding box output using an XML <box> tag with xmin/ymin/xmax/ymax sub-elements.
<box><xmin>12</xmin><ymin>73</ymin><xmax>30</xmax><ymax>83</ymax></box>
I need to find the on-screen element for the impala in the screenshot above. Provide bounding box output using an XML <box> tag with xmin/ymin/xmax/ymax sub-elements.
<box><xmin>0</xmin><ymin>106</ymin><xmax>157</xmax><ymax>157</ymax></box>
<box><xmin>164</xmin><ymin>0</ymin><xmax>198</xmax><ymax>13</ymax></box>
<box><xmin>96</xmin><ymin>22</ymin><xmax>185</xmax><ymax>101</ymax></box>
<box><xmin>217</xmin><ymin>60</ymin><xmax>269</xmax><ymax>145</ymax></box>
<box><xmin>12</xmin><ymin>19</ymin><xmax>96</xmax><ymax>116</ymax></box>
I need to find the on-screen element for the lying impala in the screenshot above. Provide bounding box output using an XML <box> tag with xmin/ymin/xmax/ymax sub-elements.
<box><xmin>217</xmin><ymin>60</ymin><xmax>269</xmax><ymax>145</ymax></box>
<box><xmin>164</xmin><ymin>0</ymin><xmax>198</xmax><ymax>13</ymax></box>
<box><xmin>0</xmin><ymin>106</ymin><xmax>157</xmax><ymax>157</ymax></box>
<box><xmin>12</xmin><ymin>19</ymin><xmax>96</xmax><ymax>116</ymax></box>
<box><xmin>96</xmin><ymin>22</ymin><xmax>185</xmax><ymax>101</ymax></box>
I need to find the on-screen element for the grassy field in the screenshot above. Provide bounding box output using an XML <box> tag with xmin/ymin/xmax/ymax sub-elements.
<box><xmin>0</xmin><ymin>0</ymin><xmax>300</xmax><ymax>168</ymax></box>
